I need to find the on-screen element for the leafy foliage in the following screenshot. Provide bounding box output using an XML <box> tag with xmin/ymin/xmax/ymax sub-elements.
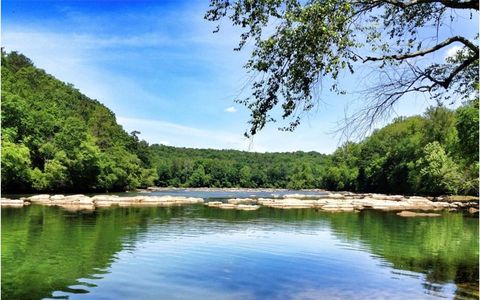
<box><xmin>206</xmin><ymin>0</ymin><xmax>479</xmax><ymax>136</ymax></box>
<box><xmin>414</xmin><ymin>142</ymin><xmax>462</xmax><ymax>195</ymax></box>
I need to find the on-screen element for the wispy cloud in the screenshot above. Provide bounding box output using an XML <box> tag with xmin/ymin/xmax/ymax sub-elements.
<box><xmin>117</xmin><ymin>117</ymin><xmax>250</xmax><ymax>150</ymax></box>
<box><xmin>224</xmin><ymin>106</ymin><xmax>237</xmax><ymax>113</ymax></box>
<box><xmin>116</xmin><ymin>116</ymin><xmax>344</xmax><ymax>154</ymax></box>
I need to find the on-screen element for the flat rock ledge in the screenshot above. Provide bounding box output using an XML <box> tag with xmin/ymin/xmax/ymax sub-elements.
<box><xmin>1</xmin><ymin>194</ymin><xmax>203</xmax><ymax>211</ymax></box>
<box><xmin>206</xmin><ymin>201</ymin><xmax>260</xmax><ymax>211</ymax></box>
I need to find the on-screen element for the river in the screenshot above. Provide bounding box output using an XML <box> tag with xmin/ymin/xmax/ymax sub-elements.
<box><xmin>2</xmin><ymin>191</ymin><xmax>478</xmax><ymax>299</ymax></box>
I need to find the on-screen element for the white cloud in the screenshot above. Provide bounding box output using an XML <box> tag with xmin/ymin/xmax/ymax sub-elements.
<box><xmin>224</xmin><ymin>106</ymin><xmax>237</xmax><ymax>113</ymax></box>
<box><xmin>117</xmin><ymin>117</ymin><xmax>250</xmax><ymax>150</ymax></box>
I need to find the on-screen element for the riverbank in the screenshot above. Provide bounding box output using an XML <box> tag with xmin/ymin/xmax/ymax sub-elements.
<box><xmin>1</xmin><ymin>190</ymin><xmax>477</xmax><ymax>214</ymax></box>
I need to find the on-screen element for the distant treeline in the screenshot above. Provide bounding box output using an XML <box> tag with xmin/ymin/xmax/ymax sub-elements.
<box><xmin>2</xmin><ymin>51</ymin><xmax>478</xmax><ymax>195</ymax></box>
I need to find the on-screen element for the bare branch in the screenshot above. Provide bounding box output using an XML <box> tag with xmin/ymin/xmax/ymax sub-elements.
<box><xmin>424</xmin><ymin>54</ymin><xmax>479</xmax><ymax>88</ymax></box>
<box><xmin>364</xmin><ymin>36</ymin><xmax>479</xmax><ymax>62</ymax></box>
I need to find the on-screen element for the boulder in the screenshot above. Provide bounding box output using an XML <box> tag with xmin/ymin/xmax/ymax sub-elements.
<box><xmin>28</xmin><ymin>194</ymin><xmax>51</xmax><ymax>202</ymax></box>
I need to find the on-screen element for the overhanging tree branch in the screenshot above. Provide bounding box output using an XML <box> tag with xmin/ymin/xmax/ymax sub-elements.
<box><xmin>424</xmin><ymin>54</ymin><xmax>479</xmax><ymax>88</ymax></box>
<box><xmin>364</xmin><ymin>36</ymin><xmax>479</xmax><ymax>62</ymax></box>
<box><xmin>206</xmin><ymin>0</ymin><xmax>479</xmax><ymax>137</ymax></box>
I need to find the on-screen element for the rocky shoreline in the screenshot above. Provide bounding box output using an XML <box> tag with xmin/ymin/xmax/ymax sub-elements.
<box><xmin>1</xmin><ymin>191</ymin><xmax>478</xmax><ymax>215</ymax></box>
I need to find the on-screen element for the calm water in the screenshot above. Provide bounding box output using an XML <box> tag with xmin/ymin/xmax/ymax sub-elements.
<box><xmin>147</xmin><ymin>189</ymin><xmax>328</xmax><ymax>199</ymax></box>
<box><xmin>3</xmin><ymin>188</ymin><xmax>326</xmax><ymax>200</ymax></box>
<box><xmin>2</xmin><ymin>195</ymin><xmax>478</xmax><ymax>299</ymax></box>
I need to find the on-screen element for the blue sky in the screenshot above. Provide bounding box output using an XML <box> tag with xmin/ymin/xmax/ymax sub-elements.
<box><xmin>2</xmin><ymin>0</ymin><xmax>478</xmax><ymax>153</ymax></box>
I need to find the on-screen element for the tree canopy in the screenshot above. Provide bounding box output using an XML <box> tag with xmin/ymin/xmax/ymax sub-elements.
<box><xmin>205</xmin><ymin>0</ymin><xmax>479</xmax><ymax>136</ymax></box>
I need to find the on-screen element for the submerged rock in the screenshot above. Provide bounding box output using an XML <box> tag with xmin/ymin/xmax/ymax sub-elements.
<box><xmin>468</xmin><ymin>207</ymin><xmax>479</xmax><ymax>214</ymax></box>
<box><xmin>60</xmin><ymin>204</ymin><xmax>96</xmax><ymax>212</ymax></box>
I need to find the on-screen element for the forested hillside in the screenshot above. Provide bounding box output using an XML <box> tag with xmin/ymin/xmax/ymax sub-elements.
<box><xmin>1</xmin><ymin>51</ymin><xmax>478</xmax><ymax>195</ymax></box>
<box><xmin>1</xmin><ymin>51</ymin><xmax>158</xmax><ymax>192</ymax></box>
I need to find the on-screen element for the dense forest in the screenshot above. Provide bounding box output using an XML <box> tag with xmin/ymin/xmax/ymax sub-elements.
<box><xmin>1</xmin><ymin>51</ymin><xmax>478</xmax><ymax>195</ymax></box>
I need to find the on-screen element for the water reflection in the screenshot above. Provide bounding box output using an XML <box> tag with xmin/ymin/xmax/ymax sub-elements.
<box><xmin>1</xmin><ymin>205</ymin><xmax>478</xmax><ymax>299</ymax></box>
